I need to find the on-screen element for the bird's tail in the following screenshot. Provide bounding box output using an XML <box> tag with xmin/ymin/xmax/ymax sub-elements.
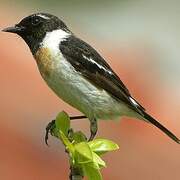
<box><xmin>142</xmin><ymin>111</ymin><xmax>180</xmax><ymax>144</ymax></box>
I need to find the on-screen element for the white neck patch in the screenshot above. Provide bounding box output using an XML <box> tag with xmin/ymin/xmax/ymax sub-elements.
<box><xmin>41</xmin><ymin>29</ymin><xmax>70</xmax><ymax>55</ymax></box>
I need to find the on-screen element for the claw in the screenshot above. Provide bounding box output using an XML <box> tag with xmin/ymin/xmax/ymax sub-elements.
<box><xmin>88</xmin><ymin>118</ymin><xmax>97</xmax><ymax>141</ymax></box>
<box><xmin>45</xmin><ymin>120</ymin><xmax>55</xmax><ymax>146</ymax></box>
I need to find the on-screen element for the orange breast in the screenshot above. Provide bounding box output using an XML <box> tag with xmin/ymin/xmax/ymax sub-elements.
<box><xmin>34</xmin><ymin>47</ymin><xmax>54</xmax><ymax>78</ymax></box>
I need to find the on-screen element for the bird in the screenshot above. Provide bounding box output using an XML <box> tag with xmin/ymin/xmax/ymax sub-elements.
<box><xmin>2</xmin><ymin>13</ymin><xmax>180</xmax><ymax>144</ymax></box>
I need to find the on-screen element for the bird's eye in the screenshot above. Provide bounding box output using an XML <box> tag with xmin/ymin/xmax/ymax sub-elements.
<box><xmin>31</xmin><ymin>17</ymin><xmax>41</xmax><ymax>26</ymax></box>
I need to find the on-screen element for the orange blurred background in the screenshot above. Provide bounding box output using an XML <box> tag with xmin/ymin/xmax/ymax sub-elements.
<box><xmin>0</xmin><ymin>1</ymin><xmax>180</xmax><ymax>179</ymax></box>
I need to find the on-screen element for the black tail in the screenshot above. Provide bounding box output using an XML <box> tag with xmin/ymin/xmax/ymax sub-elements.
<box><xmin>142</xmin><ymin>111</ymin><xmax>180</xmax><ymax>144</ymax></box>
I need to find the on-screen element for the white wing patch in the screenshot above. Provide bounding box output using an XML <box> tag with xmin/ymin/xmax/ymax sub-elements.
<box><xmin>82</xmin><ymin>55</ymin><xmax>113</xmax><ymax>75</ymax></box>
<box><xmin>37</xmin><ymin>14</ymin><xmax>50</xmax><ymax>20</ymax></box>
<box><xmin>129</xmin><ymin>97</ymin><xmax>138</xmax><ymax>106</ymax></box>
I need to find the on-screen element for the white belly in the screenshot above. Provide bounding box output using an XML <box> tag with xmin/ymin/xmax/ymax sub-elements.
<box><xmin>39</xmin><ymin>54</ymin><xmax>135</xmax><ymax>120</ymax></box>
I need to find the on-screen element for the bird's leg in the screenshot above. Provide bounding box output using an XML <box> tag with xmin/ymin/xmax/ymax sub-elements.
<box><xmin>89</xmin><ymin>118</ymin><xmax>98</xmax><ymax>141</ymax></box>
<box><xmin>70</xmin><ymin>115</ymin><xmax>87</xmax><ymax>120</ymax></box>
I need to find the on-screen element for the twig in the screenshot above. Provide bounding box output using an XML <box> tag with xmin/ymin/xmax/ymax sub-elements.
<box><xmin>69</xmin><ymin>166</ymin><xmax>83</xmax><ymax>180</ymax></box>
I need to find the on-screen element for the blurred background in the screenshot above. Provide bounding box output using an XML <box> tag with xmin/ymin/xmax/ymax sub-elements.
<box><xmin>0</xmin><ymin>0</ymin><xmax>180</xmax><ymax>179</ymax></box>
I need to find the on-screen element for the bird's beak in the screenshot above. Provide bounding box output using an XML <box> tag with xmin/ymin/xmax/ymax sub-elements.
<box><xmin>2</xmin><ymin>25</ymin><xmax>25</xmax><ymax>34</ymax></box>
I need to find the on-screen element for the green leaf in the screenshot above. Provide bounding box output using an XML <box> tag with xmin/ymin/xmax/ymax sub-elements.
<box><xmin>92</xmin><ymin>152</ymin><xmax>106</xmax><ymax>168</ymax></box>
<box><xmin>82</xmin><ymin>164</ymin><xmax>102</xmax><ymax>180</ymax></box>
<box><xmin>74</xmin><ymin>142</ymin><xmax>93</xmax><ymax>163</ymax></box>
<box><xmin>72</xmin><ymin>131</ymin><xmax>87</xmax><ymax>144</ymax></box>
<box><xmin>59</xmin><ymin>131</ymin><xmax>74</xmax><ymax>155</ymax></box>
<box><xmin>74</xmin><ymin>142</ymin><xmax>106</xmax><ymax>170</ymax></box>
<box><xmin>55</xmin><ymin>111</ymin><xmax>70</xmax><ymax>136</ymax></box>
<box><xmin>82</xmin><ymin>153</ymin><xmax>106</xmax><ymax>170</ymax></box>
<box><xmin>88</xmin><ymin>139</ymin><xmax>119</xmax><ymax>155</ymax></box>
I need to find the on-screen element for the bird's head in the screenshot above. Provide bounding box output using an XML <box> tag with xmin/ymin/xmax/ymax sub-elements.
<box><xmin>2</xmin><ymin>13</ymin><xmax>70</xmax><ymax>53</ymax></box>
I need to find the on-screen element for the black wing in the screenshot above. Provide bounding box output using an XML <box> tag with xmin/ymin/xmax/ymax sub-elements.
<box><xmin>60</xmin><ymin>36</ymin><xmax>180</xmax><ymax>144</ymax></box>
<box><xmin>60</xmin><ymin>36</ymin><xmax>145</xmax><ymax>114</ymax></box>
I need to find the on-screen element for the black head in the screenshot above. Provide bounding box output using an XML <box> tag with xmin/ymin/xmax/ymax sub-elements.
<box><xmin>2</xmin><ymin>13</ymin><xmax>70</xmax><ymax>54</ymax></box>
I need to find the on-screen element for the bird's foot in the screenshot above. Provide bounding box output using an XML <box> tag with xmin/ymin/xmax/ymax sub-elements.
<box><xmin>45</xmin><ymin>115</ymin><xmax>87</xmax><ymax>145</ymax></box>
<box><xmin>45</xmin><ymin>120</ymin><xmax>56</xmax><ymax>146</ymax></box>
<box><xmin>45</xmin><ymin>116</ymin><xmax>97</xmax><ymax>144</ymax></box>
